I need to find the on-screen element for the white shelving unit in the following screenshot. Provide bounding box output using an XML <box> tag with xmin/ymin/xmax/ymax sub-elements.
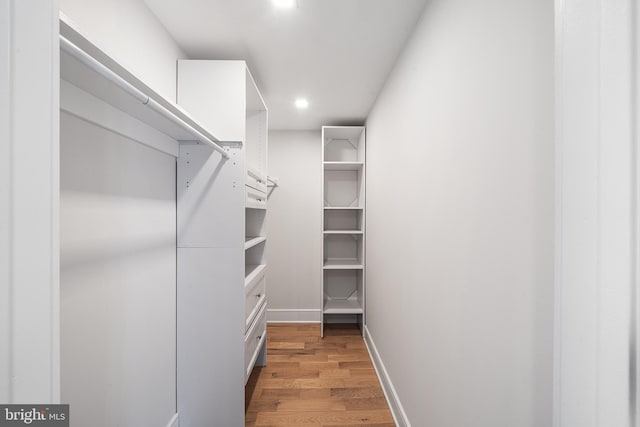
<box><xmin>176</xmin><ymin>60</ymin><xmax>268</xmax><ymax>427</ymax></box>
<box><xmin>321</xmin><ymin>126</ymin><xmax>366</xmax><ymax>337</ymax></box>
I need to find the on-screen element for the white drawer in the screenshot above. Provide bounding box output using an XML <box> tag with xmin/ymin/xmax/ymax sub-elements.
<box><xmin>246</xmin><ymin>168</ymin><xmax>268</xmax><ymax>194</ymax></box>
<box><xmin>245</xmin><ymin>273</ymin><xmax>266</xmax><ymax>332</ymax></box>
<box><xmin>245</xmin><ymin>302</ymin><xmax>267</xmax><ymax>382</ymax></box>
<box><xmin>246</xmin><ymin>186</ymin><xmax>267</xmax><ymax>209</ymax></box>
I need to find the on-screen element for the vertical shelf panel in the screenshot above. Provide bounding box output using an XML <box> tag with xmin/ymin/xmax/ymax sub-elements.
<box><xmin>177</xmin><ymin>60</ymin><xmax>268</xmax><ymax>427</ymax></box>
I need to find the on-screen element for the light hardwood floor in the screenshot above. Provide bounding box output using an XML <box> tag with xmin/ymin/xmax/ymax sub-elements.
<box><xmin>245</xmin><ymin>323</ymin><xmax>395</xmax><ymax>427</ymax></box>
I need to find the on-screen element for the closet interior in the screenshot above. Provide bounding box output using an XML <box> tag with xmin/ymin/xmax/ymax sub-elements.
<box><xmin>59</xmin><ymin>15</ymin><xmax>271</xmax><ymax>427</ymax></box>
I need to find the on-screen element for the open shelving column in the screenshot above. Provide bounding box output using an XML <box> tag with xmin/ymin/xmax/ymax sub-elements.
<box><xmin>321</xmin><ymin>126</ymin><xmax>366</xmax><ymax>337</ymax></box>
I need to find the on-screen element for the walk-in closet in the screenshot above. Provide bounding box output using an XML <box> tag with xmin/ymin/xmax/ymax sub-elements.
<box><xmin>4</xmin><ymin>0</ymin><xmax>636</xmax><ymax>426</ymax></box>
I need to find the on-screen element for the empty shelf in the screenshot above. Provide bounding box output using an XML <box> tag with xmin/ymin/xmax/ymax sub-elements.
<box><xmin>245</xmin><ymin>264</ymin><xmax>266</xmax><ymax>287</ymax></box>
<box><xmin>323</xmin><ymin>230</ymin><xmax>363</xmax><ymax>235</ymax></box>
<box><xmin>324</xmin><ymin>207</ymin><xmax>363</xmax><ymax>210</ymax></box>
<box><xmin>323</xmin><ymin>299</ymin><xmax>363</xmax><ymax>314</ymax></box>
<box><xmin>323</xmin><ymin>162</ymin><xmax>364</xmax><ymax>171</ymax></box>
<box><xmin>323</xmin><ymin>259</ymin><xmax>364</xmax><ymax>270</ymax></box>
<box><xmin>245</xmin><ymin>236</ymin><xmax>266</xmax><ymax>250</ymax></box>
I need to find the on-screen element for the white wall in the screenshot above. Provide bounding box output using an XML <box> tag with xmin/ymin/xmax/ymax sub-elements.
<box><xmin>60</xmin><ymin>0</ymin><xmax>186</xmax><ymax>102</ymax></box>
<box><xmin>266</xmin><ymin>131</ymin><xmax>322</xmax><ymax>322</ymax></box>
<box><xmin>60</xmin><ymin>112</ymin><xmax>177</xmax><ymax>427</ymax></box>
<box><xmin>364</xmin><ymin>0</ymin><xmax>554</xmax><ymax>426</ymax></box>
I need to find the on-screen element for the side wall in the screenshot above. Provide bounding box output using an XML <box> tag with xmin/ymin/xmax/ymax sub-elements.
<box><xmin>60</xmin><ymin>112</ymin><xmax>177</xmax><ymax>427</ymax></box>
<box><xmin>266</xmin><ymin>131</ymin><xmax>322</xmax><ymax>322</ymax></box>
<box><xmin>60</xmin><ymin>0</ymin><xmax>186</xmax><ymax>102</ymax></box>
<box><xmin>364</xmin><ymin>0</ymin><xmax>554</xmax><ymax>425</ymax></box>
<box><xmin>56</xmin><ymin>1</ymin><xmax>184</xmax><ymax>424</ymax></box>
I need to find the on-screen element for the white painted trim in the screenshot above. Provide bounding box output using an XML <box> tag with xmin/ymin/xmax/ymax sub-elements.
<box><xmin>554</xmin><ymin>0</ymin><xmax>637</xmax><ymax>426</ymax></box>
<box><xmin>363</xmin><ymin>325</ymin><xmax>410</xmax><ymax>427</ymax></box>
<box><xmin>165</xmin><ymin>413</ymin><xmax>179</xmax><ymax>427</ymax></box>
<box><xmin>0</xmin><ymin>0</ymin><xmax>60</xmax><ymax>403</ymax></box>
<box><xmin>0</xmin><ymin>0</ymin><xmax>11</xmax><ymax>405</ymax></box>
<box><xmin>267</xmin><ymin>309</ymin><xmax>321</xmax><ymax>323</ymax></box>
<box><xmin>635</xmin><ymin>1</ymin><xmax>640</xmax><ymax>424</ymax></box>
<box><xmin>60</xmin><ymin>79</ymin><xmax>179</xmax><ymax>157</ymax></box>
<box><xmin>552</xmin><ymin>0</ymin><xmax>564</xmax><ymax>424</ymax></box>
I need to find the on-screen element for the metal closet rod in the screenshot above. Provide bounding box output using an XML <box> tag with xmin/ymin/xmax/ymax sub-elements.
<box><xmin>59</xmin><ymin>35</ymin><xmax>229</xmax><ymax>159</ymax></box>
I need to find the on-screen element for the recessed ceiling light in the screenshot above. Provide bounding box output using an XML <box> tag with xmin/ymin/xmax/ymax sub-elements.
<box><xmin>272</xmin><ymin>0</ymin><xmax>295</xmax><ymax>9</ymax></box>
<box><xmin>295</xmin><ymin>98</ymin><xmax>309</xmax><ymax>109</ymax></box>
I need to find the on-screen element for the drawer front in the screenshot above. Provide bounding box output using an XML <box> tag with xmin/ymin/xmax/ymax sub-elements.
<box><xmin>246</xmin><ymin>169</ymin><xmax>268</xmax><ymax>194</ymax></box>
<box><xmin>246</xmin><ymin>186</ymin><xmax>267</xmax><ymax>209</ymax></box>
<box><xmin>245</xmin><ymin>274</ymin><xmax>266</xmax><ymax>332</ymax></box>
<box><xmin>244</xmin><ymin>301</ymin><xmax>267</xmax><ymax>381</ymax></box>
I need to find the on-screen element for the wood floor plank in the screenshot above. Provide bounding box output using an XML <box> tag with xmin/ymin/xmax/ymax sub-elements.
<box><xmin>342</xmin><ymin>398</ymin><xmax>392</xmax><ymax>411</ymax></box>
<box><xmin>276</xmin><ymin>398</ymin><xmax>347</xmax><ymax>412</ymax></box>
<box><xmin>246</xmin><ymin>323</ymin><xmax>394</xmax><ymax>426</ymax></box>
<box><xmin>318</xmin><ymin>368</ymin><xmax>352</xmax><ymax>379</ymax></box>
<box><xmin>323</xmin><ymin>424</ymin><xmax>396</xmax><ymax>427</ymax></box>
<box><xmin>270</xmin><ymin>370</ymin><xmax>321</xmax><ymax>379</ymax></box>
<box><xmin>254</xmin><ymin>409</ymin><xmax>394</xmax><ymax>426</ymax></box>
<box><xmin>338</xmin><ymin>361</ymin><xmax>373</xmax><ymax>369</ymax></box>
<box><xmin>330</xmin><ymin>387</ymin><xmax>386</xmax><ymax>399</ymax></box>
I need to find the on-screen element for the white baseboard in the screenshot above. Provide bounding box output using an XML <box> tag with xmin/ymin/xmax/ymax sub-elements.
<box><xmin>165</xmin><ymin>412</ymin><xmax>179</xmax><ymax>427</ymax></box>
<box><xmin>267</xmin><ymin>309</ymin><xmax>321</xmax><ymax>323</ymax></box>
<box><xmin>363</xmin><ymin>325</ymin><xmax>411</xmax><ymax>427</ymax></box>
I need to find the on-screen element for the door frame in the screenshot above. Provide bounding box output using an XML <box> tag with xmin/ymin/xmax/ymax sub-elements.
<box><xmin>554</xmin><ymin>0</ymin><xmax>638</xmax><ymax>426</ymax></box>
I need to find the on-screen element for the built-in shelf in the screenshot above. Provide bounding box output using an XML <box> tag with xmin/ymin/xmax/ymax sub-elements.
<box><xmin>244</xmin><ymin>236</ymin><xmax>266</xmax><ymax>250</ymax></box>
<box><xmin>323</xmin><ymin>230</ymin><xmax>363</xmax><ymax>235</ymax></box>
<box><xmin>323</xmin><ymin>259</ymin><xmax>364</xmax><ymax>270</ymax></box>
<box><xmin>245</xmin><ymin>264</ymin><xmax>267</xmax><ymax>287</ymax></box>
<box><xmin>323</xmin><ymin>161</ymin><xmax>364</xmax><ymax>171</ymax></box>
<box><xmin>324</xmin><ymin>207</ymin><xmax>363</xmax><ymax>210</ymax></box>
<box><xmin>323</xmin><ymin>299</ymin><xmax>363</xmax><ymax>314</ymax></box>
<box><xmin>321</xmin><ymin>126</ymin><xmax>366</xmax><ymax>337</ymax></box>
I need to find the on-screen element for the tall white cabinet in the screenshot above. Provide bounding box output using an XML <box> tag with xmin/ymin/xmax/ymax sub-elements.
<box><xmin>176</xmin><ymin>60</ymin><xmax>268</xmax><ymax>427</ymax></box>
<box><xmin>321</xmin><ymin>126</ymin><xmax>366</xmax><ymax>337</ymax></box>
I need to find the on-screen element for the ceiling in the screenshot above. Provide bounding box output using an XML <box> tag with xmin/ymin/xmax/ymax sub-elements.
<box><xmin>144</xmin><ymin>0</ymin><xmax>428</xmax><ymax>130</ymax></box>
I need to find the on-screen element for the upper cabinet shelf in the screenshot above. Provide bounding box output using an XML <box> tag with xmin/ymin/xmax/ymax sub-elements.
<box><xmin>177</xmin><ymin>60</ymin><xmax>268</xmax><ymax>178</ymax></box>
